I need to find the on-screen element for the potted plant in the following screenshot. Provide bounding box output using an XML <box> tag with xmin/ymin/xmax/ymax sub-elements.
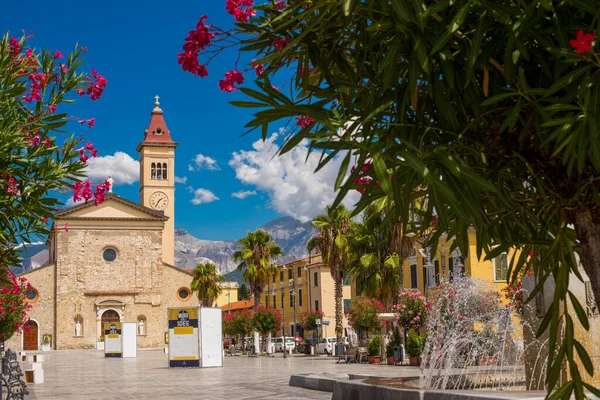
<box><xmin>386</xmin><ymin>341</ymin><xmax>395</xmax><ymax>365</ymax></box>
<box><xmin>41</xmin><ymin>334</ymin><xmax>51</xmax><ymax>351</ymax></box>
<box><xmin>96</xmin><ymin>336</ymin><xmax>104</xmax><ymax>351</ymax></box>
<box><xmin>367</xmin><ymin>334</ymin><xmax>382</xmax><ymax>364</ymax></box>
<box><xmin>406</xmin><ymin>329</ymin><xmax>425</xmax><ymax>366</ymax></box>
<box><xmin>476</xmin><ymin>327</ymin><xmax>500</xmax><ymax>366</ymax></box>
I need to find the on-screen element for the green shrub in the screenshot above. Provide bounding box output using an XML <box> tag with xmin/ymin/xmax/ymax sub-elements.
<box><xmin>406</xmin><ymin>329</ymin><xmax>426</xmax><ymax>358</ymax></box>
<box><xmin>367</xmin><ymin>334</ymin><xmax>382</xmax><ymax>357</ymax></box>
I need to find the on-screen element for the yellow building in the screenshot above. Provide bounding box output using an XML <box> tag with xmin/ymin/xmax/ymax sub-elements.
<box><xmin>351</xmin><ymin>229</ymin><xmax>511</xmax><ymax>298</ymax></box>
<box><xmin>214</xmin><ymin>281</ymin><xmax>239</xmax><ymax>309</ymax></box>
<box><xmin>260</xmin><ymin>254</ymin><xmax>352</xmax><ymax>338</ymax></box>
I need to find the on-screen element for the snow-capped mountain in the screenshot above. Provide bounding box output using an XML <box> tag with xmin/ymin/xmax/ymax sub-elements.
<box><xmin>13</xmin><ymin>217</ymin><xmax>316</xmax><ymax>277</ymax></box>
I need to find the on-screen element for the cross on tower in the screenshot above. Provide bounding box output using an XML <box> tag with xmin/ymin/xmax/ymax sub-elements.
<box><xmin>154</xmin><ymin>95</ymin><xmax>160</xmax><ymax>107</ymax></box>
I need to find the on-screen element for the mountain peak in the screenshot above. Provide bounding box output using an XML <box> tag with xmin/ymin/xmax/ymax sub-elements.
<box><xmin>175</xmin><ymin>228</ymin><xmax>189</xmax><ymax>236</ymax></box>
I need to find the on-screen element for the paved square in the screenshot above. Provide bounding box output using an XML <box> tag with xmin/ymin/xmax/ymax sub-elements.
<box><xmin>19</xmin><ymin>351</ymin><xmax>420</xmax><ymax>399</ymax></box>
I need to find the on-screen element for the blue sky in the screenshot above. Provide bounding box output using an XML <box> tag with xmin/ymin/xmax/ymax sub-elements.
<box><xmin>3</xmin><ymin>1</ymin><xmax>357</xmax><ymax>240</ymax></box>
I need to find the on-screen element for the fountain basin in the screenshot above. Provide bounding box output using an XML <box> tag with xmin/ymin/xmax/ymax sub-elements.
<box><xmin>289</xmin><ymin>373</ymin><xmax>546</xmax><ymax>400</ymax></box>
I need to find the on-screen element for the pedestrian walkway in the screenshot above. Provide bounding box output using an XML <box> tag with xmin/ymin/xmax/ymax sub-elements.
<box><xmin>23</xmin><ymin>350</ymin><xmax>420</xmax><ymax>399</ymax></box>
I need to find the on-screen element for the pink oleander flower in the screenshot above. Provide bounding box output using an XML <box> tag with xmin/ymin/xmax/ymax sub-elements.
<box><xmin>60</xmin><ymin>64</ymin><xmax>68</xmax><ymax>74</ymax></box>
<box><xmin>43</xmin><ymin>138</ymin><xmax>51</xmax><ymax>147</ymax></box>
<box><xmin>570</xmin><ymin>30</ymin><xmax>596</xmax><ymax>54</ymax></box>
<box><xmin>275</xmin><ymin>0</ymin><xmax>285</xmax><ymax>12</ymax></box>
<box><xmin>48</xmin><ymin>104</ymin><xmax>57</xmax><ymax>113</ymax></box>
<box><xmin>178</xmin><ymin>15</ymin><xmax>214</xmax><ymax>77</ymax></box>
<box><xmin>252</xmin><ymin>59</ymin><xmax>263</xmax><ymax>76</ymax></box>
<box><xmin>273</xmin><ymin>37</ymin><xmax>290</xmax><ymax>52</ymax></box>
<box><xmin>218</xmin><ymin>69</ymin><xmax>244</xmax><ymax>92</ymax></box>
<box><xmin>79</xmin><ymin>149</ymin><xmax>89</xmax><ymax>163</ymax></box>
<box><xmin>226</xmin><ymin>0</ymin><xmax>256</xmax><ymax>23</ymax></box>
<box><xmin>295</xmin><ymin>115</ymin><xmax>314</xmax><ymax>128</ymax></box>
<box><xmin>53</xmin><ymin>50</ymin><xmax>63</xmax><ymax>59</ymax></box>
<box><xmin>9</xmin><ymin>37</ymin><xmax>20</xmax><ymax>57</ymax></box>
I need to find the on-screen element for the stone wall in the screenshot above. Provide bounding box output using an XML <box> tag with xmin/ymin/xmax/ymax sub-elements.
<box><xmin>5</xmin><ymin>264</ymin><xmax>55</xmax><ymax>352</ymax></box>
<box><xmin>52</xmin><ymin>228</ymin><xmax>191</xmax><ymax>349</ymax></box>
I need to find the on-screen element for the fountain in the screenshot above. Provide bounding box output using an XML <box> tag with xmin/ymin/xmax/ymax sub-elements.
<box><xmin>293</xmin><ymin>274</ymin><xmax>600</xmax><ymax>399</ymax></box>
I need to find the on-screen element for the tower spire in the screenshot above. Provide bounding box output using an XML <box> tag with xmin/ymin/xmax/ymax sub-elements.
<box><xmin>152</xmin><ymin>94</ymin><xmax>163</xmax><ymax>115</ymax></box>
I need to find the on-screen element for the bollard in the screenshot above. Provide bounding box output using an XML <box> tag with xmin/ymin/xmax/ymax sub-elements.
<box><xmin>310</xmin><ymin>346</ymin><xmax>314</xmax><ymax>356</ymax></box>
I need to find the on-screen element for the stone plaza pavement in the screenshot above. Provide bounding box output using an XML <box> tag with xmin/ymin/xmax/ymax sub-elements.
<box><xmin>23</xmin><ymin>350</ymin><xmax>420</xmax><ymax>399</ymax></box>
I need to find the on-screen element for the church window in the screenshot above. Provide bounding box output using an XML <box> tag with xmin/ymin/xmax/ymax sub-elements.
<box><xmin>103</xmin><ymin>248</ymin><xmax>117</xmax><ymax>262</ymax></box>
<box><xmin>25</xmin><ymin>287</ymin><xmax>38</xmax><ymax>302</ymax></box>
<box><xmin>157</xmin><ymin>163</ymin><xmax>162</xmax><ymax>180</ymax></box>
<box><xmin>151</xmin><ymin>162</ymin><xmax>157</xmax><ymax>180</ymax></box>
<box><xmin>178</xmin><ymin>287</ymin><xmax>192</xmax><ymax>301</ymax></box>
<box><xmin>162</xmin><ymin>163</ymin><xmax>168</xmax><ymax>180</ymax></box>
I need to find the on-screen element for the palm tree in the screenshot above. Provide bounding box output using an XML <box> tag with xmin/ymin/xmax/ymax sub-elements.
<box><xmin>307</xmin><ymin>205</ymin><xmax>355</xmax><ymax>343</ymax></box>
<box><xmin>190</xmin><ymin>262</ymin><xmax>224</xmax><ymax>307</ymax></box>
<box><xmin>349</xmin><ymin>199</ymin><xmax>414</xmax><ymax>309</ymax></box>
<box><xmin>233</xmin><ymin>229</ymin><xmax>284</xmax><ymax>308</ymax></box>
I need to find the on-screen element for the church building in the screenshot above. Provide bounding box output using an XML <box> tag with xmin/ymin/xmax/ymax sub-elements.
<box><xmin>7</xmin><ymin>99</ymin><xmax>197</xmax><ymax>351</ymax></box>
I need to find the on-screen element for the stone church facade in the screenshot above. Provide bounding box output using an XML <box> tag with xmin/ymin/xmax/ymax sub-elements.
<box><xmin>7</xmin><ymin>99</ymin><xmax>197</xmax><ymax>350</ymax></box>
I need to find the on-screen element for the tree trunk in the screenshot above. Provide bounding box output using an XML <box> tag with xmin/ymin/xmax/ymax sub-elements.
<box><xmin>334</xmin><ymin>277</ymin><xmax>343</xmax><ymax>343</ymax></box>
<box><xmin>572</xmin><ymin>206</ymin><xmax>600</xmax><ymax>311</ymax></box>
<box><xmin>253</xmin><ymin>287</ymin><xmax>261</xmax><ymax>308</ymax></box>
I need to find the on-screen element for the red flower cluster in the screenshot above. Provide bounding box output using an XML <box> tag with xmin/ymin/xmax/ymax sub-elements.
<box><xmin>252</xmin><ymin>59</ymin><xmax>263</xmax><ymax>76</ymax></box>
<box><xmin>178</xmin><ymin>15</ymin><xmax>213</xmax><ymax>77</ymax></box>
<box><xmin>295</xmin><ymin>115</ymin><xmax>314</xmax><ymax>128</ymax></box>
<box><xmin>0</xmin><ymin>267</ymin><xmax>33</xmax><ymax>342</ymax></box>
<box><xmin>77</xmin><ymin>142</ymin><xmax>98</xmax><ymax>163</ymax></box>
<box><xmin>219</xmin><ymin>69</ymin><xmax>244</xmax><ymax>92</ymax></box>
<box><xmin>351</xmin><ymin>161</ymin><xmax>373</xmax><ymax>193</ymax></box>
<box><xmin>72</xmin><ymin>178</ymin><xmax>110</xmax><ymax>206</ymax></box>
<box><xmin>23</xmin><ymin>71</ymin><xmax>49</xmax><ymax>103</ymax></box>
<box><xmin>273</xmin><ymin>37</ymin><xmax>290</xmax><ymax>52</ymax></box>
<box><xmin>226</xmin><ymin>0</ymin><xmax>256</xmax><ymax>23</ymax></box>
<box><xmin>53</xmin><ymin>50</ymin><xmax>63</xmax><ymax>59</ymax></box>
<box><xmin>2</xmin><ymin>175</ymin><xmax>20</xmax><ymax>195</ymax></box>
<box><xmin>77</xmin><ymin>69</ymin><xmax>107</xmax><ymax>100</ymax></box>
<box><xmin>77</xmin><ymin>118</ymin><xmax>96</xmax><ymax>128</ymax></box>
<box><xmin>570</xmin><ymin>30</ymin><xmax>596</xmax><ymax>54</ymax></box>
<box><xmin>275</xmin><ymin>0</ymin><xmax>285</xmax><ymax>12</ymax></box>
<box><xmin>9</xmin><ymin>37</ymin><xmax>20</xmax><ymax>57</ymax></box>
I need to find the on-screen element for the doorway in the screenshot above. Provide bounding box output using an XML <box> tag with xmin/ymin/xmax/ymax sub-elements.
<box><xmin>100</xmin><ymin>310</ymin><xmax>120</xmax><ymax>340</ymax></box>
<box><xmin>23</xmin><ymin>320</ymin><xmax>38</xmax><ymax>351</ymax></box>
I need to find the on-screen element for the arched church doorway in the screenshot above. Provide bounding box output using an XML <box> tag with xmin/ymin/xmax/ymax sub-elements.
<box><xmin>100</xmin><ymin>310</ymin><xmax>120</xmax><ymax>340</ymax></box>
<box><xmin>23</xmin><ymin>320</ymin><xmax>38</xmax><ymax>351</ymax></box>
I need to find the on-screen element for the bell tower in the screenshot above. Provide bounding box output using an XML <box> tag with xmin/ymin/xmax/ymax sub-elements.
<box><xmin>137</xmin><ymin>96</ymin><xmax>177</xmax><ymax>265</ymax></box>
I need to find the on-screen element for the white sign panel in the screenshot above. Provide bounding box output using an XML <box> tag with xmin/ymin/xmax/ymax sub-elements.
<box><xmin>122</xmin><ymin>322</ymin><xmax>137</xmax><ymax>358</ymax></box>
<box><xmin>199</xmin><ymin>307</ymin><xmax>223</xmax><ymax>368</ymax></box>
<box><xmin>168</xmin><ymin>307</ymin><xmax>200</xmax><ymax>367</ymax></box>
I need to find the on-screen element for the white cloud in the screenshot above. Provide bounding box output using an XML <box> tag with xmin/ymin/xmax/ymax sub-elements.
<box><xmin>229</xmin><ymin>132</ymin><xmax>361</xmax><ymax>222</ymax></box>
<box><xmin>232</xmin><ymin>190</ymin><xmax>257</xmax><ymax>199</ymax></box>
<box><xmin>189</xmin><ymin>188</ymin><xmax>219</xmax><ymax>205</ymax></box>
<box><xmin>189</xmin><ymin>154</ymin><xmax>220</xmax><ymax>171</ymax></box>
<box><xmin>85</xmin><ymin>151</ymin><xmax>139</xmax><ymax>185</ymax></box>
<box><xmin>175</xmin><ymin>176</ymin><xmax>187</xmax><ymax>184</ymax></box>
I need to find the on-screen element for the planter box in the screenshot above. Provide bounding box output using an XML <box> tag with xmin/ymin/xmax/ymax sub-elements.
<box><xmin>367</xmin><ymin>356</ymin><xmax>381</xmax><ymax>364</ymax></box>
<box><xmin>387</xmin><ymin>356</ymin><xmax>395</xmax><ymax>366</ymax></box>
<box><xmin>409</xmin><ymin>357</ymin><xmax>421</xmax><ymax>366</ymax></box>
<box><xmin>478</xmin><ymin>356</ymin><xmax>498</xmax><ymax>366</ymax></box>
<box><xmin>96</xmin><ymin>342</ymin><xmax>104</xmax><ymax>351</ymax></box>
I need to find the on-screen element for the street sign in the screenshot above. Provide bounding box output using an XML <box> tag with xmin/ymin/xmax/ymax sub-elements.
<box><xmin>322</xmin><ymin>321</ymin><xmax>330</xmax><ymax>325</ymax></box>
<box><xmin>315</xmin><ymin>319</ymin><xmax>321</xmax><ymax>325</ymax></box>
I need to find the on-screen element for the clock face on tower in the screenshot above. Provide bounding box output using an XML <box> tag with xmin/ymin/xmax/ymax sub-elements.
<box><xmin>150</xmin><ymin>191</ymin><xmax>169</xmax><ymax>210</ymax></box>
